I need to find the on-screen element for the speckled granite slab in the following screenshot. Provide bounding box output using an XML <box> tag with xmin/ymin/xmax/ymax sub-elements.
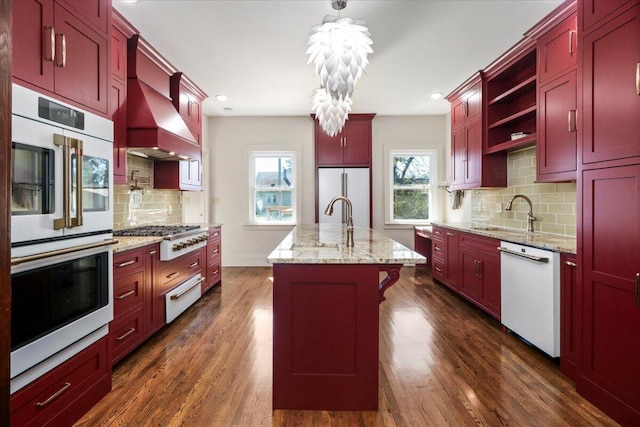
<box><xmin>267</xmin><ymin>224</ymin><xmax>427</xmax><ymax>265</ymax></box>
<box><xmin>432</xmin><ymin>222</ymin><xmax>577</xmax><ymax>254</ymax></box>
<box><xmin>113</xmin><ymin>236</ymin><xmax>163</xmax><ymax>253</ymax></box>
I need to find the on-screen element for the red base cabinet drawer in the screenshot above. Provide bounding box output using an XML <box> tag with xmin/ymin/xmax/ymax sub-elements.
<box><xmin>10</xmin><ymin>337</ymin><xmax>111</xmax><ymax>427</ymax></box>
<box><xmin>110</xmin><ymin>307</ymin><xmax>146</xmax><ymax>365</ymax></box>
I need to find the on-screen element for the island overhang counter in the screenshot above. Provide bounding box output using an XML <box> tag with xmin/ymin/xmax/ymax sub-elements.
<box><xmin>267</xmin><ymin>224</ymin><xmax>426</xmax><ymax>411</ymax></box>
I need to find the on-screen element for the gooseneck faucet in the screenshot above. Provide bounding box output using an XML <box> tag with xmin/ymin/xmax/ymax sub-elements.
<box><xmin>324</xmin><ymin>196</ymin><xmax>354</xmax><ymax>247</ymax></box>
<box><xmin>505</xmin><ymin>194</ymin><xmax>536</xmax><ymax>233</ymax></box>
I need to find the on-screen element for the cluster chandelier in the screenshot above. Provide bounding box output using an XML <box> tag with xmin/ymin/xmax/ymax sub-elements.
<box><xmin>307</xmin><ymin>0</ymin><xmax>373</xmax><ymax>136</ymax></box>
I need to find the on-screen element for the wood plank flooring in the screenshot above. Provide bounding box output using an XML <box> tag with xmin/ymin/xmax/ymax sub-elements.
<box><xmin>75</xmin><ymin>267</ymin><xmax>619</xmax><ymax>426</ymax></box>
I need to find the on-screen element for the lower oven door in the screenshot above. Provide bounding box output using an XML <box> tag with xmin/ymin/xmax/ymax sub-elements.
<box><xmin>10</xmin><ymin>237</ymin><xmax>115</xmax><ymax>379</ymax></box>
<box><xmin>165</xmin><ymin>274</ymin><xmax>204</xmax><ymax>323</ymax></box>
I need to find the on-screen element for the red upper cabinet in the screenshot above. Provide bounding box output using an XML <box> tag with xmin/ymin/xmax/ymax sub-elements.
<box><xmin>451</xmin><ymin>81</ymin><xmax>481</xmax><ymax>128</ymax></box>
<box><xmin>12</xmin><ymin>0</ymin><xmax>110</xmax><ymax>115</ymax></box>
<box><xmin>314</xmin><ymin>114</ymin><xmax>375</xmax><ymax>167</ymax></box>
<box><xmin>537</xmin><ymin>70</ymin><xmax>577</xmax><ymax>181</ymax></box>
<box><xmin>580</xmin><ymin>3</ymin><xmax>640</xmax><ymax>166</ymax></box>
<box><xmin>537</xmin><ymin>11</ymin><xmax>578</xmax><ymax>85</ymax></box>
<box><xmin>170</xmin><ymin>72</ymin><xmax>207</xmax><ymax>146</ymax></box>
<box><xmin>581</xmin><ymin>0</ymin><xmax>637</xmax><ymax>31</ymax></box>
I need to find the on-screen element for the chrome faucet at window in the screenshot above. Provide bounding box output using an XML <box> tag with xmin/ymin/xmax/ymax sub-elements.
<box><xmin>324</xmin><ymin>196</ymin><xmax>354</xmax><ymax>247</ymax></box>
<box><xmin>505</xmin><ymin>194</ymin><xmax>536</xmax><ymax>232</ymax></box>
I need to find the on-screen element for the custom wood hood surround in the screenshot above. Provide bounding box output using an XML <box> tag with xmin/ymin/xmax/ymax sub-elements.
<box><xmin>126</xmin><ymin>35</ymin><xmax>200</xmax><ymax>161</ymax></box>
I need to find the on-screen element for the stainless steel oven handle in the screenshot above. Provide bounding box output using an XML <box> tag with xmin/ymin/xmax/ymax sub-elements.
<box><xmin>497</xmin><ymin>246</ymin><xmax>549</xmax><ymax>263</ymax></box>
<box><xmin>11</xmin><ymin>239</ymin><xmax>118</xmax><ymax>266</ymax></box>
<box><xmin>170</xmin><ymin>277</ymin><xmax>205</xmax><ymax>300</ymax></box>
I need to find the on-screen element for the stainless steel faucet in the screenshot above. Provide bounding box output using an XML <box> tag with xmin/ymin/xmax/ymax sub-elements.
<box><xmin>505</xmin><ymin>194</ymin><xmax>536</xmax><ymax>232</ymax></box>
<box><xmin>324</xmin><ymin>196</ymin><xmax>354</xmax><ymax>247</ymax></box>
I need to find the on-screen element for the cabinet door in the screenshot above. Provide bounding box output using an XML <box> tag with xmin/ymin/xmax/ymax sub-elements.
<box><xmin>537</xmin><ymin>71</ymin><xmax>577</xmax><ymax>181</ymax></box>
<box><xmin>560</xmin><ymin>253</ymin><xmax>578</xmax><ymax>381</ymax></box>
<box><xmin>445</xmin><ymin>231</ymin><xmax>459</xmax><ymax>287</ymax></box>
<box><xmin>342</xmin><ymin>120</ymin><xmax>371</xmax><ymax>166</ymax></box>
<box><xmin>12</xmin><ymin>0</ymin><xmax>55</xmax><ymax>92</ymax></box>
<box><xmin>451</xmin><ymin>127</ymin><xmax>467</xmax><ymax>187</ymax></box>
<box><xmin>581</xmin><ymin>4</ymin><xmax>640</xmax><ymax>165</ymax></box>
<box><xmin>111</xmin><ymin>27</ymin><xmax>127</xmax><ymax>82</ymax></box>
<box><xmin>464</xmin><ymin>118</ymin><xmax>483</xmax><ymax>187</ymax></box>
<box><xmin>538</xmin><ymin>14</ymin><xmax>578</xmax><ymax>85</ymax></box>
<box><xmin>479</xmin><ymin>250</ymin><xmax>501</xmax><ymax>320</ymax></box>
<box><xmin>57</xmin><ymin>0</ymin><xmax>109</xmax><ymax>34</ymax></box>
<box><xmin>459</xmin><ymin>248</ymin><xmax>482</xmax><ymax>301</ymax></box>
<box><xmin>582</xmin><ymin>0</ymin><xmax>636</xmax><ymax>31</ymax></box>
<box><xmin>53</xmin><ymin>4</ymin><xmax>109</xmax><ymax>114</ymax></box>
<box><xmin>316</xmin><ymin>129</ymin><xmax>344</xmax><ymax>166</ymax></box>
<box><xmin>144</xmin><ymin>245</ymin><xmax>163</xmax><ymax>337</ymax></box>
<box><xmin>110</xmin><ymin>79</ymin><xmax>127</xmax><ymax>184</ymax></box>
<box><xmin>580</xmin><ymin>165</ymin><xmax>640</xmax><ymax>424</ymax></box>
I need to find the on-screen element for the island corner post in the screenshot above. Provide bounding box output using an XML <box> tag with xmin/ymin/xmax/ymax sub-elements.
<box><xmin>271</xmin><ymin>262</ymin><xmax>403</xmax><ymax>411</ymax></box>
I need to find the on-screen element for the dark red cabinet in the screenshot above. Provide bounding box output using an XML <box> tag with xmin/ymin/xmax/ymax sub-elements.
<box><xmin>458</xmin><ymin>233</ymin><xmax>501</xmax><ymax>320</ymax></box>
<box><xmin>560</xmin><ymin>253</ymin><xmax>578</xmax><ymax>382</ymax></box>
<box><xmin>578</xmin><ymin>165</ymin><xmax>640</xmax><ymax>425</ymax></box>
<box><xmin>144</xmin><ymin>245</ymin><xmax>163</xmax><ymax>338</ymax></box>
<box><xmin>581</xmin><ymin>0</ymin><xmax>637</xmax><ymax>31</ymax></box>
<box><xmin>10</xmin><ymin>338</ymin><xmax>111</xmax><ymax>427</ymax></box>
<box><xmin>154</xmin><ymin>159</ymin><xmax>202</xmax><ymax>191</ymax></box>
<box><xmin>110</xmin><ymin>78</ymin><xmax>127</xmax><ymax>184</ymax></box>
<box><xmin>537</xmin><ymin>12</ymin><xmax>578</xmax><ymax>85</ymax></box>
<box><xmin>13</xmin><ymin>0</ymin><xmax>110</xmax><ymax>115</ymax></box>
<box><xmin>431</xmin><ymin>226</ymin><xmax>459</xmax><ymax>291</ymax></box>
<box><xmin>314</xmin><ymin>114</ymin><xmax>374</xmax><ymax>167</ymax></box>
<box><xmin>536</xmin><ymin>70</ymin><xmax>577</xmax><ymax>181</ymax></box>
<box><xmin>581</xmin><ymin>3</ymin><xmax>640</xmax><ymax>166</ymax></box>
<box><xmin>204</xmin><ymin>226</ymin><xmax>222</xmax><ymax>294</ymax></box>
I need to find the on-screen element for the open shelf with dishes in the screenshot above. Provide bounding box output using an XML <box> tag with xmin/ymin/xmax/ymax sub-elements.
<box><xmin>484</xmin><ymin>42</ymin><xmax>537</xmax><ymax>153</ymax></box>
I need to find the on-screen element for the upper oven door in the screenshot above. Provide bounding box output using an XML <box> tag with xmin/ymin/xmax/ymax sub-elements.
<box><xmin>11</xmin><ymin>114</ymin><xmax>64</xmax><ymax>243</ymax></box>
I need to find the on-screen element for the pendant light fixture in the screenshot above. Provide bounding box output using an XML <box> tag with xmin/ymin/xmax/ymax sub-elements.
<box><xmin>307</xmin><ymin>0</ymin><xmax>373</xmax><ymax>136</ymax></box>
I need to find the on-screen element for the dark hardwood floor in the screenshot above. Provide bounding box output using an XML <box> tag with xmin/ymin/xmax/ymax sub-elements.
<box><xmin>76</xmin><ymin>267</ymin><xmax>618</xmax><ymax>426</ymax></box>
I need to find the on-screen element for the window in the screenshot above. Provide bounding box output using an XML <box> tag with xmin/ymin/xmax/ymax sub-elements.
<box><xmin>387</xmin><ymin>150</ymin><xmax>436</xmax><ymax>224</ymax></box>
<box><xmin>250</xmin><ymin>152</ymin><xmax>296</xmax><ymax>224</ymax></box>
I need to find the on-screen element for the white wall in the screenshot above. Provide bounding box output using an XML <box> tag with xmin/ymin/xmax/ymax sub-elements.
<box><xmin>207</xmin><ymin>115</ymin><xmax>448</xmax><ymax>266</ymax></box>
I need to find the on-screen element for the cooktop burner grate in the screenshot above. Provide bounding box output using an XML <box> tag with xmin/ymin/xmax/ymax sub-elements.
<box><xmin>114</xmin><ymin>225</ymin><xmax>202</xmax><ymax>237</ymax></box>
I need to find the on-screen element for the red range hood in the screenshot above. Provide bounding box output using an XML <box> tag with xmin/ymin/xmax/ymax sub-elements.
<box><xmin>126</xmin><ymin>35</ymin><xmax>200</xmax><ymax>161</ymax></box>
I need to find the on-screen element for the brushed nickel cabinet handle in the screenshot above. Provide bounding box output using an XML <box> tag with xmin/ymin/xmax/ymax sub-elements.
<box><xmin>569</xmin><ymin>30</ymin><xmax>575</xmax><ymax>55</ymax></box>
<box><xmin>636</xmin><ymin>273</ymin><xmax>640</xmax><ymax>307</ymax></box>
<box><xmin>148</xmin><ymin>250</ymin><xmax>157</xmax><ymax>255</ymax></box>
<box><xmin>116</xmin><ymin>328</ymin><xmax>136</xmax><ymax>341</ymax></box>
<box><xmin>116</xmin><ymin>290</ymin><xmax>136</xmax><ymax>300</ymax></box>
<box><xmin>212</xmin><ymin>248</ymin><xmax>220</xmax><ymax>254</ymax></box>
<box><xmin>44</xmin><ymin>26</ymin><xmax>55</xmax><ymax>61</ymax></box>
<box><xmin>117</xmin><ymin>259</ymin><xmax>136</xmax><ymax>268</ymax></box>
<box><xmin>564</xmin><ymin>260</ymin><xmax>577</xmax><ymax>267</ymax></box>
<box><xmin>636</xmin><ymin>63</ymin><xmax>640</xmax><ymax>96</ymax></box>
<box><xmin>189</xmin><ymin>261</ymin><xmax>199</xmax><ymax>268</ymax></box>
<box><xmin>61</xmin><ymin>34</ymin><xmax>67</xmax><ymax>67</ymax></box>
<box><xmin>36</xmin><ymin>382</ymin><xmax>71</xmax><ymax>407</ymax></box>
<box><xmin>166</xmin><ymin>271</ymin><xmax>181</xmax><ymax>280</ymax></box>
<box><xmin>213</xmin><ymin>269</ymin><xmax>220</xmax><ymax>275</ymax></box>
<box><xmin>477</xmin><ymin>260</ymin><xmax>482</xmax><ymax>278</ymax></box>
<box><xmin>434</xmin><ymin>266</ymin><xmax>442</xmax><ymax>272</ymax></box>
<box><xmin>568</xmin><ymin>110</ymin><xmax>577</xmax><ymax>132</ymax></box>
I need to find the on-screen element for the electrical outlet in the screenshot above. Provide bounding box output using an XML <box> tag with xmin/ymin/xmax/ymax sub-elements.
<box><xmin>495</xmin><ymin>203</ymin><xmax>503</xmax><ymax>213</ymax></box>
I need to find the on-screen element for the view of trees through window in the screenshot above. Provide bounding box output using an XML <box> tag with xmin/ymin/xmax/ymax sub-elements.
<box><xmin>252</xmin><ymin>154</ymin><xmax>294</xmax><ymax>223</ymax></box>
<box><xmin>392</xmin><ymin>153</ymin><xmax>432</xmax><ymax>221</ymax></box>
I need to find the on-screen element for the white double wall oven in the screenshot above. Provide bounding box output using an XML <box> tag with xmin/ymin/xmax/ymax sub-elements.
<box><xmin>10</xmin><ymin>84</ymin><xmax>115</xmax><ymax>392</ymax></box>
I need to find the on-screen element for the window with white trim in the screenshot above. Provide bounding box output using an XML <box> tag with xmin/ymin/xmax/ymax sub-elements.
<box><xmin>250</xmin><ymin>151</ymin><xmax>296</xmax><ymax>224</ymax></box>
<box><xmin>387</xmin><ymin>150</ymin><xmax>436</xmax><ymax>224</ymax></box>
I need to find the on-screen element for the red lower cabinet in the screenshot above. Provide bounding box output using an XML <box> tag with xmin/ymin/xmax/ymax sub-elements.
<box><xmin>560</xmin><ymin>253</ymin><xmax>578</xmax><ymax>382</ymax></box>
<box><xmin>458</xmin><ymin>233</ymin><xmax>501</xmax><ymax>320</ymax></box>
<box><xmin>10</xmin><ymin>337</ymin><xmax>111</xmax><ymax>427</ymax></box>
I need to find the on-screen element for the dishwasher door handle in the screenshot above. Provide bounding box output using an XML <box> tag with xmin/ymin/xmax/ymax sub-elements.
<box><xmin>497</xmin><ymin>246</ymin><xmax>549</xmax><ymax>263</ymax></box>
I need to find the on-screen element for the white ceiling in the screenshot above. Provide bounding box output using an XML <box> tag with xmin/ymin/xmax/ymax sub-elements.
<box><xmin>114</xmin><ymin>0</ymin><xmax>563</xmax><ymax>118</ymax></box>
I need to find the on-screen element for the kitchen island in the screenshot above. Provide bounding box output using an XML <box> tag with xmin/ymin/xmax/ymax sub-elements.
<box><xmin>267</xmin><ymin>224</ymin><xmax>426</xmax><ymax>411</ymax></box>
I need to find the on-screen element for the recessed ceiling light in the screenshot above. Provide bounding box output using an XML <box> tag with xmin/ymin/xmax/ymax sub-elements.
<box><xmin>430</xmin><ymin>92</ymin><xmax>443</xmax><ymax>100</ymax></box>
<box><xmin>215</xmin><ymin>95</ymin><xmax>228</xmax><ymax>102</ymax></box>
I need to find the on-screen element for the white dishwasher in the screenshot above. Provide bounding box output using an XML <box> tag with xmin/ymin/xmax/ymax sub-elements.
<box><xmin>499</xmin><ymin>241</ymin><xmax>560</xmax><ymax>357</ymax></box>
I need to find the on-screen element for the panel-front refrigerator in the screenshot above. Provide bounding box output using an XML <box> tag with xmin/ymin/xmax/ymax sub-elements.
<box><xmin>318</xmin><ymin>168</ymin><xmax>370</xmax><ymax>227</ymax></box>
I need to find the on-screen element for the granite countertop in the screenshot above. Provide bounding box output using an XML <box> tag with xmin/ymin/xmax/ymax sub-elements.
<box><xmin>267</xmin><ymin>224</ymin><xmax>427</xmax><ymax>265</ymax></box>
<box><xmin>432</xmin><ymin>222</ymin><xmax>577</xmax><ymax>254</ymax></box>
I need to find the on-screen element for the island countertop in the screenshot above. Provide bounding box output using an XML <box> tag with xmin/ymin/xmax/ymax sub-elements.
<box><xmin>267</xmin><ymin>224</ymin><xmax>427</xmax><ymax>265</ymax></box>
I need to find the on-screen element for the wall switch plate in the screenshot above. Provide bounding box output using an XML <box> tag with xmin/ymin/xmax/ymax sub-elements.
<box><xmin>495</xmin><ymin>203</ymin><xmax>502</xmax><ymax>213</ymax></box>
